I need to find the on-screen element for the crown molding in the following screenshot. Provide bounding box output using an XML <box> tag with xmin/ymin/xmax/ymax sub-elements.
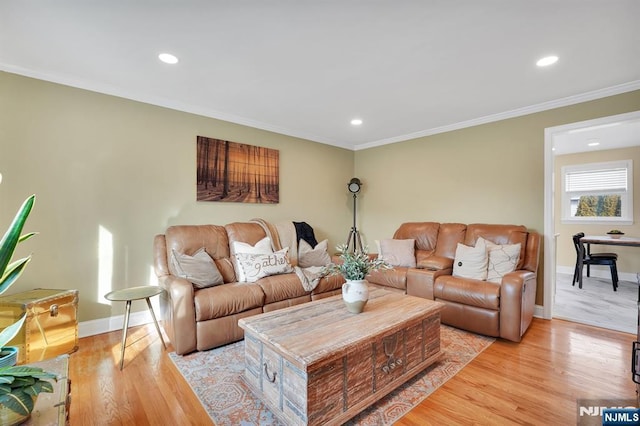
<box><xmin>3</xmin><ymin>63</ymin><xmax>638</xmax><ymax>152</ymax></box>
<box><xmin>354</xmin><ymin>80</ymin><xmax>640</xmax><ymax>151</ymax></box>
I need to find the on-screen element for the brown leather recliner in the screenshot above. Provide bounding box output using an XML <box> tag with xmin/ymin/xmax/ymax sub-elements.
<box><xmin>367</xmin><ymin>222</ymin><xmax>540</xmax><ymax>342</ymax></box>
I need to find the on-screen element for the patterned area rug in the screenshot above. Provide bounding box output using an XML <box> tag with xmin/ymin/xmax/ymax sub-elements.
<box><xmin>168</xmin><ymin>325</ymin><xmax>494</xmax><ymax>425</ymax></box>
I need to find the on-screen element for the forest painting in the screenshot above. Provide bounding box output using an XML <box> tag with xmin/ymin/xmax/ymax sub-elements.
<box><xmin>197</xmin><ymin>136</ymin><xmax>279</xmax><ymax>203</ymax></box>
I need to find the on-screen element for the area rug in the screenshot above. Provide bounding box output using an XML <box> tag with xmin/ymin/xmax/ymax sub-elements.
<box><xmin>168</xmin><ymin>325</ymin><xmax>494</xmax><ymax>425</ymax></box>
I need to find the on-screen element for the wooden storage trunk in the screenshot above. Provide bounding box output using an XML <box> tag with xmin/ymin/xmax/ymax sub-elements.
<box><xmin>0</xmin><ymin>289</ymin><xmax>79</xmax><ymax>364</ymax></box>
<box><xmin>239</xmin><ymin>289</ymin><xmax>444</xmax><ymax>425</ymax></box>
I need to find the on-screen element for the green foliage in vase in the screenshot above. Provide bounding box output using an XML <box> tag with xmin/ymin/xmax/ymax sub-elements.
<box><xmin>0</xmin><ymin>195</ymin><xmax>36</xmax><ymax>349</ymax></box>
<box><xmin>324</xmin><ymin>244</ymin><xmax>391</xmax><ymax>281</ymax></box>
<box><xmin>0</xmin><ymin>365</ymin><xmax>55</xmax><ymax>415</ymax></box>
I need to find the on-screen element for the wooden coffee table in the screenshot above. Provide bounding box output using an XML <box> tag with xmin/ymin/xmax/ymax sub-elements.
<box><xmin>238</xmin><ymin>288</ymin><xmax>445</xmax><ymax>426</ymax></box>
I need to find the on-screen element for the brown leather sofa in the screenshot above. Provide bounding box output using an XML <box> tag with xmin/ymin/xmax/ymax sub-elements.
<box><xmin>367</xmin><ymin>222</ymin><xmax>540</xmax><ymax>342</ymax></box>
<box><xmin>153</xmin><ymin>222</ymin><xmax>344</xmax><ymax>355</ymax></box>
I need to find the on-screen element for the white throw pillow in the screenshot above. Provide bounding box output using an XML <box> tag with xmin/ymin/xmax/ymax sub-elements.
<box><xmin>379</xmin><ymin>238</ymin><xmax>416</xmax><ymax>267</ymax></box>
<box><xmin>452</xmin><ymin>238</ymin><xmax>488</xmax><ymax>280</ymax></box>
<box><xmin>298</xmin><ymin>239</ymin><xmax>331</xmax><ymax>268</ymax></box>
<box><xmin>481</xmin><ymin>237</ymin><xmax>521</xmax><ymax>283</ymax></box>
<box><xmin>170</xmin><ymin>248</ymin><xmax>224</xmax><ymax>288</ymax></box>
<box><xmin>232</xmin><ymin>237</ymin><xmax>273</xmax><ymax>282</ymax></box>
<box><xmin>234</xmin><ymin>247</ymin><xmax>293</xmax><ymax>283</ymax></box>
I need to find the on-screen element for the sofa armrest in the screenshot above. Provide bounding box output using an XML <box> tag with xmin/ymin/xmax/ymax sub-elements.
<box><xmin>499</xmin><ymin>270</ymin><xmax>537</xmax><ymax>342</ymax></box>
<box><xmin>158</xmin><ymin>274</ymin><xmax>197</xmax><ymax>355</ymax></box>
<box><xmin>417</xmin><ymin>255</ymin><xmax>453</xmax><ymax>271</ymax></box>
<box><xmin>406</xmin><ymin>267</ymin><xmax>452</xmax><ymax>300</ymax></box>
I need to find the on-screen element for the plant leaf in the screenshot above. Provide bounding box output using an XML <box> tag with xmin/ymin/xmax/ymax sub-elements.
<box><xmin>0</xmin><ymin>257</ymin><xmax>31</xmax><ymax>294</ymax></box>
<box><xmin>0</xmin><ymin>195</ymin><xmax>35</xmax><ymax>277</ymax></box>
<box><xmin>13</xmin><ymin>376</ymin><xmax>35</xmax><ymax>387</ymax></box>
<box><xmin>17</xmin><ymin>232</ymin><xmax>37</xmax><ymax>244</ymax></box>
<box><xmin>0</xmin><ymin>365</ymin><xmax>55</xmax><ymax>379</ymax></box>
<box><xmin>0</xmin><ymin>314</ymin><xmax>26</xmax><ymax>348</ymax></box>
<box><xmin>0</xmin><ymin>389</ymin><xmax>34</xmax><ymax>415</ymax></box>
<box><xmin>23</xmin><ymin>379</ymin><xmax>53</xmax><ymax>396</ymax></box>
<box><xmin>0</xmin><ymin>366</ymin><xmax>33</xmax><ymax>375</ymax></box>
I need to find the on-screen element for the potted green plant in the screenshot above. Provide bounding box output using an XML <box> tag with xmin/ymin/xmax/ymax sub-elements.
<box><xmin>0</xmin><ymin>195</ymin><xmax>54</xmax><ymax>424</ymax></box>
<box><xmin>607</xmin><ymin>229</ymin><xmax>625</xmax><ymax>239</ymax></box>
<box><xmin>325</xmin><ymin>244</ymin><xmax>391</xmax><ymax>313</ymax></box>
<box><xmin>0</xmin><ymin>364</ymin><xmax>55</xmax><ymax>425</ymax></box>
<box><xmin>0</xmin><ymin>195</ymin><xmax>37</xmax><ymax>367</ymax></box>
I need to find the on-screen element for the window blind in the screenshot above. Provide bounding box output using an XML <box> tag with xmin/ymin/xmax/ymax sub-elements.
<box><xmin>565</xmin><ymin>168</ymin><xmax>627</xmax><ymax>192</ymax></box>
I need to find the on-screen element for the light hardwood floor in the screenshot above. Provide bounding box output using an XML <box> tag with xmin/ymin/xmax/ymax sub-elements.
<box><xmin>554</xmin><ymin>272</ymin><xmax>637</xmax><ymax>334</ymax></box>
<box><xmin>69</xmin><ymin>318</ymin><xmax>636</xmax><ymax>425</ymax></box>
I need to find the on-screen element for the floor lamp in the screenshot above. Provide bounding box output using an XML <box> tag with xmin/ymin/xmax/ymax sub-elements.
<box><xmin>345</xmin><ymin>178</ymin><xmax>364</xmax><ymax>253</ymax></box>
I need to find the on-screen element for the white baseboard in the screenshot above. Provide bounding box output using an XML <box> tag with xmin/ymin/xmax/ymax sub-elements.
<box><xmin>79</xmin><ymin>310</ymin><xmax>156</xmax><ymax>338</ymax></box>
<box><xmin>81</xmin><ymin>303</ymin><xmax>550</xmax><ymax>339</ymax></box>
<box><xmin>556</xmin><ymin>265</ymin><xmax>637</xmax><ymax>283</ymax></box>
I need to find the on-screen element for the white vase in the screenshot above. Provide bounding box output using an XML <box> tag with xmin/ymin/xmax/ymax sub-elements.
<box><xmin>342</xmin><ymin>279</ymin><xmax>369</xmax><ymax>314</ymax></box>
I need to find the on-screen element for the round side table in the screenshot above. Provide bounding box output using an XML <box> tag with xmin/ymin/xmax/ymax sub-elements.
<box><xmin>104</xmin><ymin>285</ymin><xmax>167</xmax><ymax>370</ymax></box>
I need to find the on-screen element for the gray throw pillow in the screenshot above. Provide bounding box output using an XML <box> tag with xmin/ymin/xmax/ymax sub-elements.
<box><xmin>379</xmin><ymin>238</ymin><xmax>416</xmax><ymax>268</ymax></box>
<box><xmin>171</xmin><ymin>248</ymin><xmax>224</xmax><ymax>288</ymax></box>
<box><xmin>298</xmin><ymin>239</ymin><xmax>331</xmax><ymax>268</ymax></box>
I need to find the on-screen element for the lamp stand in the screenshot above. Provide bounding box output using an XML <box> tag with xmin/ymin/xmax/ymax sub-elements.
<box><xmin>345</xmin><ymin>192</ymin><xmax>364</xmax><ymax>253</ymax></box>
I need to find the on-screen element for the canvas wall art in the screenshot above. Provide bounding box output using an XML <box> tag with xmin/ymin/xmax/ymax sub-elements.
<box><xmin>197</xmin><ymin>136</ymin><xmax>279</xmax><ymax>203</ymax></box>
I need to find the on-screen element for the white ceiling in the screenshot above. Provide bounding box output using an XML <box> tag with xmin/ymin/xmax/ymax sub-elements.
<box><xmin>1</xmin><ymin>1</ymin><xmax>640</xmax><ymax>151</ymax></box>
<box><xmin>552</xmin><ymin>113</ymin><xmax>640</xmax><ymax>156</ymax></box>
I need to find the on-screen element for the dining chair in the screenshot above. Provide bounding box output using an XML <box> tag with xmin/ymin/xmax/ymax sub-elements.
<box><xmin>572</xmin><ymin>232</ymin><xmax>619</xmax><ymax>291</ymax></box>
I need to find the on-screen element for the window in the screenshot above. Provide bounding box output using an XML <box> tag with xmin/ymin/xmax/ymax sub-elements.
<box><xmin>561</xmin><ymin>160</ymin><xmax>633</xmax><ymax>224</ymax></box>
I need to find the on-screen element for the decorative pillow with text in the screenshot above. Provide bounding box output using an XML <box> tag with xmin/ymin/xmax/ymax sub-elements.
<box><xmin>170</xmin><ymin>248</ymin><xmax>224</xmax><ymax>288</ymax></box>
<box><xmin>234</xmin><ymin>248</ymin><xmax>294</xmax><ymax>283</ymax></box>
<box><xmin>232</xmin><ymin>237</ymin><xmax>273</xmax><ymax>282</ymax></box>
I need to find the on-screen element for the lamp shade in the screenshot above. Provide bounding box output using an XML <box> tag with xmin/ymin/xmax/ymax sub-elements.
<box><xmin>348</xmin><ymin>178</ymin><xmax>361</xmax><ymax>194</ymax></box>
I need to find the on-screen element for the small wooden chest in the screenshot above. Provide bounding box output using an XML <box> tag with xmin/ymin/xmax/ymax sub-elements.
<box><xmin>24</xmin><ymin>354</ymin><xmax>71</xmax><ymax>425</ymax></box>
<box><xmin>0</xmin><ymin>289</ymin><xmax>79</xmax><ymax>364</ymax></box>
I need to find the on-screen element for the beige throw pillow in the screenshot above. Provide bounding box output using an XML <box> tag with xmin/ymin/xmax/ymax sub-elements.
<box><xmin>481</xmin><ymin>237</ymin><xmax>521</xmax><ymax>283</ymax></box>
<box><xmin>379</xmin><ymin>238</ymin><xmax>416</xmax><ymax>267</ymax></box>
<box><xmin>452</xmin><ymin>238</ymin><xmax>488</xmax><ymax>280</ymax></box>
<box><xmin>232</xmin><ymin>237</ymin><xmax>273</xmax><ymax>282</ymax></box>
<box><xmin>234</xmin><ymin>247</ymin><xmax>293</xmax><ymax>283</ymax></box>
<box><xmin>170</xmin><ymin>248</ymin><xmax>224</xmax><ymax>288</ymax></box>
<box><xmin>298</xmin><ymin>239</ymin><xmax>331</xmax><ymax>268</ymax></box>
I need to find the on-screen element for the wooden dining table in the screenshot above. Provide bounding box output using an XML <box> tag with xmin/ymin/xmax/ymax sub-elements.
<box><xmin>578</xmin><ymin>234</ymin><xmax>640</xmax><ymax>287</ymax></box>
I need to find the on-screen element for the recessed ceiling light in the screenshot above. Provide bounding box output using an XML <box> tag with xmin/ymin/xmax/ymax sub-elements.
<box><xmin>159</xmin><ymin>53</ymin><xmax>179</xmax><ymax>64</ymax></box>
<box><xmin>350</xmin><ymin>118</ymin><xmax>363</xmax><ymax>126</ymax></box>
<box><xmin>536</xmin><ymin>55</ymin><xmax>558</xmax><ymax>67</ymax></box>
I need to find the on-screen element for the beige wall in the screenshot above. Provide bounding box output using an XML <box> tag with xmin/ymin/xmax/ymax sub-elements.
<box><xmin>555</xmin><ymin>147</ymin><xmax>640</xmax><ymax>273</ymax></box>
<box><xmin>2</xmin><ymin>70</ymin><xmax>639</xmax><ymax>320</ymax></box>
<box><xmin>0</xmin><ymin>72</ymin><xmax>354</xmax><ymax>322</ymax></box>
<box><xmin>355</xmin><ymin>90</ymin><xmax>640</xmax><ymax>305</ymax></box>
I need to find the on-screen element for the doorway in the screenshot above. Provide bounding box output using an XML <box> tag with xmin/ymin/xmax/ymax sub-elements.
<box><xmin>543</xmin><ymin>110</ymin><xmax>640</xmax><ymax>333</ymax></box>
